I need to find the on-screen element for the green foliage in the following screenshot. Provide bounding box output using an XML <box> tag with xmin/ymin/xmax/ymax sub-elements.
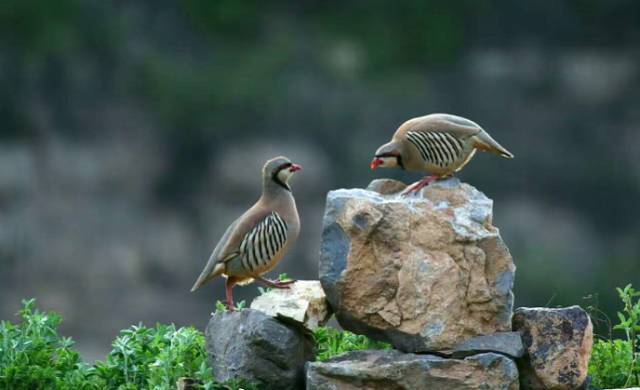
<box><xmin>313</xmin><ymin>326</ymin><xmax>391</xmax><ymax>362</ymax></box>
<box><xmin>213</xmin><ymin>300</ymin><xmax>246</xmax><ymax>314</ymax></box>
<box><xmin>0</xmin><ymin>299</ymin><xmax>98</xmax><ymax>390</ymax></box>
<box><xmin>0</xmin><ymin>299</ymin><xmax>255</xmax><ymax>389</ymax></box>
<box><xmin>93</xmin><ymin>323</ymin><xmax>213</xmax><ymax>389</ymax></box>
<box><xmin>589</xmin><ymin>284</ymin><xmax>640</xmax><ymax>388</ymax></box>
<box><xmin>278</xmin><ymin>273</ymin><xmax>291</xmax><ymax>282</ymax></box>
<box><xmin>590</xmin><ymin>339</ymin><xmax>634</xmax><ymax>389</ymax></box>
<box><xmin>214</xmin><ymin>300</ymin><xmax>228</xmax><ymax>314</ymax></box>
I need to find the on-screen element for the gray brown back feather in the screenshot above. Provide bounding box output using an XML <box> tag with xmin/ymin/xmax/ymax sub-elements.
<box><xmin>395</xmin><ymin>113</ymin><xmax>513</xmax><ymax>171</ymax></box>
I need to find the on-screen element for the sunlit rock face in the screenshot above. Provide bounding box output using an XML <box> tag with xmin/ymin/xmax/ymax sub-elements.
<box><xmin>319</xmin><ymin>178</ymin><xmax>516</xmax><ymax>352</ymax></box>
<box><xmin>250</xmin><ymin>280</ymin><xmax>332</xmax><ymax>331</ymax></box>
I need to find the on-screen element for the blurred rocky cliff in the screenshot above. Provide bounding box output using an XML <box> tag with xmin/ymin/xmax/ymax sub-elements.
<box><xmin>0</xmin><ymin>1</ymin><xmax>639</xmax><ymax>359</ymax></box>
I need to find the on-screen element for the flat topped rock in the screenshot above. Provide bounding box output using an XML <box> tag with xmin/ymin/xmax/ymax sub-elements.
<box><xmin>250</xmin><ymin>280</ymin><xmax>332</xmax><ymax>330</ymax></box>
<box><xmin>306</xmin><ymin>349</ymin><xmax>519</xmax><ymax>390</ymax></box>
<box><xmin>442</xmin><ymin>331</ymin><xmax>524</xmax><ymax>359</ymax></box>
<box><xmin>319</xmin><ymin>178</ymin><xmax>515</xmax><ymax>352</ymax></box>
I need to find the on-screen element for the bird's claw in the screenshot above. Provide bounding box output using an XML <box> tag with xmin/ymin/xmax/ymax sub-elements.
<box><xmin>275</xmin><ymin>279</ymin><xmax>296</xmax><ymax>286</ymax></box>
<box><xmin>271</xmin><ymin>279</ymin><xmax>297</xmax><ymax>289</ymax></box>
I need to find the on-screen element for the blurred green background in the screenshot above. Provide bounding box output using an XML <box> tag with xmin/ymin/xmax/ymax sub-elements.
<box><xmin>1</xmin><ymin>0</ymin><xmax>639</xmax><ymax>360</ymax></box>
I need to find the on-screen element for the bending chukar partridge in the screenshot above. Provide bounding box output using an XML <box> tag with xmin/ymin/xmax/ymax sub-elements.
<box><xmin>191</xmin><ymin>156</ymin><xmax>301</xmax><ymax>310</ymax></box>
<box><xmin>371</xmin><ymin>113</ymin><xmax>513</xmax><ymax>194</ymax></box>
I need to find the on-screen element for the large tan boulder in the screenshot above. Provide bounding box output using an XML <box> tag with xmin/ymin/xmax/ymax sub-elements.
<box><xmin>513</xmin><ymin>306</ymin><xmax>593</xmax><ymax>389</ymax></box>
<box><xmin>319</xmin><ymin>178</ymin><xmax>515</xmax><ymax>352</ymax></box>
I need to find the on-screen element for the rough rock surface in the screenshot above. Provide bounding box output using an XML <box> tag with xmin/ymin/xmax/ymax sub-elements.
<box><xmin>319</xmin><ymin>178</ymin><xmax>515</xmax><ymax>352</ymax></box>
<box><xmin>250</xmin><ymin>280</ymin><xmax>332</xmax><ymax>330</ymax></box>
<box><xmin>306</xmin><ymin>349</ymin><xmax>519</xmax><ymax>390</ymax></box>
<box><xmin>442</xmin><ymin>331</ymin><xmax>524</xmax><ymax>359</ymax></box>
<box><xmin>205</xmin><ymin>309</ymin><xmax>315</xmax><ymax>389</ymax></box>
<box><xmin>513</xmin><ymin>306</ymin><xmax>593</xmax><ymax>390</ymax></box>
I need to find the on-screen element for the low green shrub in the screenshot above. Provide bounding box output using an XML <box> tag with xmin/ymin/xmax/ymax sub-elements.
<box><xmin>94</xmin><ymin>323</ymin><xmax>213</xmax><ymax>389</ymax></box>
<box><xmin>313</xmin><ymin>326</ymin><xmax>391</xmax><ymax>361</ymax></box>
<box><xmin>588</xmin><ymin>284</ymin><xmax>640</xmax><ymax>389</ymax></box>
<box><xmin>0</xmin><ymin>299</ymin><xmax>255</xmax><ymax>390</ymax></box>
<box><xmin>590</xmin><ymin>338</ymin><xmax>634</xmax><ymax>389</ymax></box>
<box><xmin>0</xmin><ymin>299</ymin><xmax>96</xmax><ymax>390</ymax></box>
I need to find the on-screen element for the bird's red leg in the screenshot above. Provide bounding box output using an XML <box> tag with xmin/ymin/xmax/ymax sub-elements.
<box><xmin>225</xmin><ymin>278</ymin><xmax>237</xmax><ymax>311</ymax></box>
<box><xmin>402</xmin><ymin>175</ymin><xmax>439</xmax><ymax>196</ymax></box>
<box><xmin>254</xmin><ymin>275</ymin><xmax>296</xmax><ymax>289</ymax></box>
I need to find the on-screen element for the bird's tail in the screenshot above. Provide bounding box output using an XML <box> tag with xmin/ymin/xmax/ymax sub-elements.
<box><xmin>190</xmin><ymin>263</ymin><xmax>224</xmax><ymax>292</ymax></box>
<box><xmin>473</xmin><ymin>131</ymin><xmax>514</xmax><ymax>159</ymax></box>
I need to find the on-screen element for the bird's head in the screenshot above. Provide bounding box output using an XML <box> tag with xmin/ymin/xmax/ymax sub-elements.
<box><xmin>371</xmin><ymin>142</ymin><xmax>402</xmax><ymax>170</ymax></box>
<box><xmin>263</xmin><ymin>156</ymin><xmax>302</xmax><ymax>191</ymax></box>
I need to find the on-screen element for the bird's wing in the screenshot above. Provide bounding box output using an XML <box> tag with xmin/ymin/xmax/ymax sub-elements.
<box><xmin>191</xmin><ymin>206</ymin><xmax>271</xmax><ymax>291</ymax></box>
<box><xmin>396</xmin><ymin>113</ymin><xmax>482</xmax><ymax>139</ymax></box>
<box><xmin>397</xmin><ymin>113</ymin><xmax>513</xmax><ymax>159</ymax></box>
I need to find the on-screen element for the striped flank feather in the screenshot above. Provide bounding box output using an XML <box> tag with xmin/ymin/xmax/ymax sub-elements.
<box><xmin>407</xmin><ymin>131</ymin><xmax>464</xmax><ymax>168</ymax></box>
<box><xmin>239</xmin><ymin>212</ymin><xmax>288</xmax><ymax>272</ymax></box>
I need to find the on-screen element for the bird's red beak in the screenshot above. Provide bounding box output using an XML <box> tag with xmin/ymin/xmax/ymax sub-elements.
<box><xmin>289</xmin><ymin>163</ymin><xmax>302</xmax><ymax>172</ymax></box>
<box><xmin>370</xmin><ymin>158</ymin><xmax>383</xmax><ymax>170</ymax></box>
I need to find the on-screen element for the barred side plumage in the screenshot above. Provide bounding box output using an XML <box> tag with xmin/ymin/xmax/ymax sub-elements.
<box><xmin>407</xmin><ymin>130</ymin><xmax>464</xmax><ymax>168</ymax></box>
<box><xmin>238</xmin><ymin>211</ymin><xmax>288</xmax><ymax>273</ymax></box>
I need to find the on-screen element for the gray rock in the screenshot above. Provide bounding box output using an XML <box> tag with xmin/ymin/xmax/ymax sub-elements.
<box><xmin>205</xmin><ymin>309</ymin><xmax>315</xmax><ymax>389</ymax></box>
<box><xmin>319</xmin><ymin>178</ymin><xmax>515</xmax><ymax>352</ymax></box>
<box><xmin>513</xmin><ymin>306</ymin><xmax>593</xmax><ymax>390</ymax></box>
<box><xmin>365</xmin><ymin>178</ymin><xmax>407</xmax><ymax>195</ymax></box>
<box><xmin>306</xmin><ymin>349</ymin><xmax>519</xmax><ymax>390</ymax></box>
<box><xmin>442</xmin><ymin>331</ymin><xmax>524</xmax><ymax>359</ymax></box>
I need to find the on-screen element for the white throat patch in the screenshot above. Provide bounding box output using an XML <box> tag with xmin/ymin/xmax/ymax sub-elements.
<box><xmin>277</xmin><ymin>168</ymin><xmax>294</xmax><ymax>184</ymax></box>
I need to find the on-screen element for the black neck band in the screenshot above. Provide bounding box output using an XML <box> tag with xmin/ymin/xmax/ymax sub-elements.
<box><xmin>272</xmin><ymin>171</ymin><xmax>291</xmax><ymax>191</ymax></box>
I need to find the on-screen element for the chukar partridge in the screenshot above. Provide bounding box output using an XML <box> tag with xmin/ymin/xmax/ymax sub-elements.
<box><xmin>191</xmin><ymin>156</ymin><xmax>301</xmax><ymax>310</ymax></box>
<box><xmin>371</xmin><ymin>113</ymin><xmax>513</xmax><ymax>194</ymax></box>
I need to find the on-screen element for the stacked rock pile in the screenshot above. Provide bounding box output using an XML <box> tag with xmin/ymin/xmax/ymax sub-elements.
<box><xmin>205</xmin><ymin>178</ymin><xmax>593</xmax><ymax>390</ymax></box>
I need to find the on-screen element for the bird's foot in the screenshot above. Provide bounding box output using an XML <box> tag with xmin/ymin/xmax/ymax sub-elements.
<box><xmin>272</xmin><ymin>278</ymin><xmax>297</xmax><ymax>288</ymax></box>
<box><xmin>224</xmin><ymin>301</ymin><xmax>237</xmax><ymax>311</ymax></box>
<box><xmin>256</xmin><ymin>276</ymin><xmax>296</xmax><ymax>289</ymax></box>
<box><xmin>402</xmin><ymin>176</ymin><xmax>438</xmax><ymax>196</ymax></box>
<box><xmin>266</xmin><ymin>278</ymin><xmax>295</xmax><ymax>289</ymax></box>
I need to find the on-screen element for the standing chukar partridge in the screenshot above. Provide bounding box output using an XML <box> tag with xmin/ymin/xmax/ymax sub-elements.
<box><xmin>191</xmin><ymin>156</ymin><xmax>301</xmax><ymax>310</ymax></box>
<box><xmin>371</xmin><ymin>113</ymin><xmax>513</xmax><ymax>194</ymax></box>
